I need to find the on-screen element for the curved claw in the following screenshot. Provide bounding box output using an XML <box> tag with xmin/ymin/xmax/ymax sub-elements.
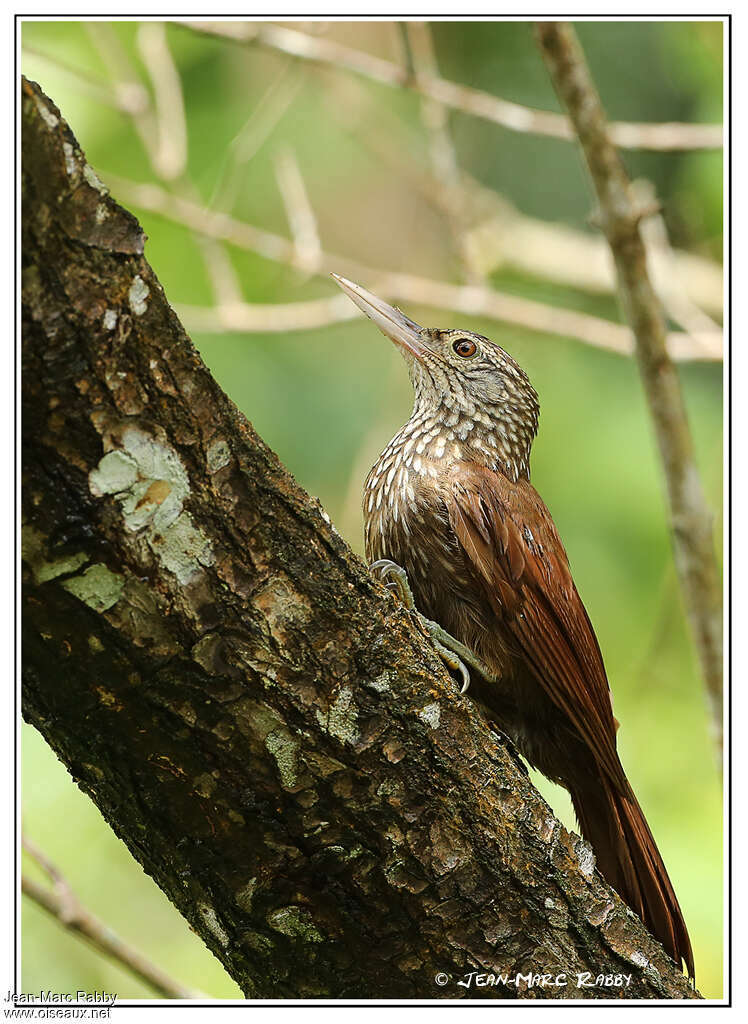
<box><xmin>420</xmin><ymin>624</ymin><xmax>471</xmax><ymax>694</ymax></box>
<box><xmin>369</xmin><ymin>558</ymin><xmax>416</xmax><ymax>610</ymax></box>
<box><xmin>456</xmin><ymin>658</ymin><xmax>471</xmax><ymax>694</ymax></box>
<box><xmin>369</xmin><ymin>558</ymin><xmax>401</xmax><ymax>576</ymax></box>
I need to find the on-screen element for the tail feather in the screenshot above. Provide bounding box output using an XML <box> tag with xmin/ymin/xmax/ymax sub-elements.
<box><xmin>571</xmin><ymin>779</ymin><xmax>694</xmax><ymax>979</ymax></box>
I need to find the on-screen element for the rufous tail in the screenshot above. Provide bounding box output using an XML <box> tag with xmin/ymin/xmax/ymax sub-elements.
<box><xmin>571</xmin><ymin>778</ymin><xmax>694</xmax><ymax>979</ymax></box>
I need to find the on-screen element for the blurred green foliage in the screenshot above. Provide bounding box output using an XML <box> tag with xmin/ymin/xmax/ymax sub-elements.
<box><xmin>22</xmin><ymin>19</ymin><xmax>724</xmax><ymax>1001</ymax></box>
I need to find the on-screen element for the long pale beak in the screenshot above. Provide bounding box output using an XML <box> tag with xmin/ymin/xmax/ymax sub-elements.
<box><xmin>331</xmin><ymin>274</ymin><xmax>426</xmax><ymax>360</ymax></box>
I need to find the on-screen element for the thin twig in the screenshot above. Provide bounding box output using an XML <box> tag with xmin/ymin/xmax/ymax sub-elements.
<box><xmin>136</xmin><ymin>22</ymin><xmax>188</xmax><ymax>181</ymax></box>
<box><xmin>463</xmin><ymin>186</ymin><xmax>724</xmax><ymax>318</ymax></box>
<box><xmin>274</xmin><ymin>147</ymin><xmax>322</xmax><ymax>274</ymax></box>
<box><xmin>89</xmin><ymin>24</ymin><xmax>246</xmax><ymax>312</ymax></box>
<box><xmin>178</xmin><ymin>20</ymin><xmax>723</xmax><ymax>153</ymax></box>
<box><xmin>84</xmin><ymin>22</ymin><xmax>162</xmax><ymax>168</ymax></box>
<box><xmin>22</xmin><ymin>843</ymin><xmax>202</xmax><ymax>999</ymax></box>
<box><xmin>107</xmin><ymin>172</ymin><xmax>721</xmax><ymax>362</ymax></box>
<box><xmin>34</xmin><ymin>24</ymin><xmax>720</xmax><ymax>325</ymax></box>
<box><xmin>323</xmin><ymin>68</ymin><xmax>723</xmax><ymax>323</ymax></box>
<box><xmin>209</xmin><ymin>62</ymin><xmax>305</xmax><ymax>212</ymax></box>
<box><xmin>174</xmin><ymin>285</ymin><xmax>721</xmax><ymax>363</ymax></box>
<box><xmin>404</xmin><ymin>21</ymin><xmax>483</xmax><ymax>284</ymax></box>
<box><xmin>632</xmin><ymin>179</ymin><xmax>722</xmax><ymax>337</ymax></box>
<box><xmin>536</xmin><ymin>22</ymin><xmax>723</xmax><ymax>759</ymax></box>
<box><xmin>325</xmin><ymin>79</ymin><xmax>723</xmax><ymax>321</ymax></box>
<box><xmin>21</xmin><ymin>45</ymin><xmax>149</xmax><ymax>115</ymax></box>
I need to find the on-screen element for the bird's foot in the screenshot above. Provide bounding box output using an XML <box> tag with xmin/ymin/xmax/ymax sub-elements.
<box><xmin>369</xmin><ymin>559</ymin><xmax>417</xmax><ymax>610</ymax></box>
<box><xmin>369</xmin><ymin>559</ymin><xmax>500</xmax><ymax>695</ymax></box>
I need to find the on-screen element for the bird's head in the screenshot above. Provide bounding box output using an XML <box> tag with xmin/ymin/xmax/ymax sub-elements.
<box><xmin>332</xmin><ymin>274</ymin><xmax>539</xmax><ymax>480</ymax></box>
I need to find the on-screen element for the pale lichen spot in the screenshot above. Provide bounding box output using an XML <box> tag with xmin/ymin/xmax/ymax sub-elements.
<box><xmin>62</xmin><ymin>141</ymin><xmax>78</xmax><ymax>180</ymax></box>
<box><xmin>89</xmin><ymin>450</ymin><xmax>138</xmax><ymax>496</ymax></box>
<box><xmin>34</xmin><ymin>95</ymin><xmax>58</xmax><ymax>130</ymax></box>
<box><xmin>103</xmin><ymin>309</ymin><xmax>118</xmax><ymax>331</ymax></box>
<box><xmin>88</xmin><ymin>635</ymin><xmax>105</xmax><ymax>653</ymax></box>
<box><xmin>206</xmin><ymin>439</ymin><xmax>231</xmax><ymax>474</ymax></box>
<box><xmin>365</xmin><ymin>671</ymin><xmax>393</xmax><ymax>694</ymax></box>
<box><xmin>150</xmin><ymin>510</ymin><xmax>215</xmax><ymax>585</ymax></box>
<box><xmin>61</xmin><ymin>563</ymin><xmax>125</xmax><ymax>612</ymax></box>
<box><xmin>265</xmin><ymin>727</ymin><xmax>299</xmax><ymax>789</ymax></box>
<box><xmin>88</xmin><ymin>428</ymin><xmax>214</xmax><ymax>585</ymax></box>
<box><xmin>115</xmin><ymin>427</ymin><xmax>189</xmax><ymax>531</ymax></box>
<box><xmin>316</xmin><ymin>686</ymin><xmax>359</xmax><ymax>745</ymax></box>
<box><xmin>83</xmin><ymin>163</ymin><xmax>108</xmax><ymax>195</ymax></box>
<box><xmin>197</xmin><ymin>903</ymin><xmax>229</xmax><ymax>947</ymax></box>
<box><xmin>266</xmin><ymin>905</ymin><xmax>323</xmax><ymax>943</ymax></box>
<box><xmin>575</xmin><ymin>836</ymin><xmax>596</xmax><ymax>878</ymax></box>
<box><xmin>416</xmin><ymin>702</ymin><xmax>441</xmax><ymax>729</ymax></box>
<box><xmin>128</xmin><ymin>275</ymin><xmax>150</xmax><ymax>316</ymax></box>
<box><xmin>95</xmin><ymin>204</ymin><xmax>109</xmax><ymax>225</ymax></box>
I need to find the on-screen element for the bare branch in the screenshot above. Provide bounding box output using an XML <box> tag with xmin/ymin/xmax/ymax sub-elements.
<box><xmin>175</xmin><ymin>280</ymin><xmax>721</xmax><ymax>364</ymax></box>
<box><xmin>464</xmin><ymin>188</ymin><xmax>723</xmax><ymax>318</ymax></box>
<box><xmin>21</xmin><ymin>45</ymin><xmax>149</xmax><ymax>116</ymax></box>
<box><xmin>106</xmin><ymin>173</ymin><xmax>721</xmax><ymax>362</ymax></box>
<box><xmin>209</xmin><ymin>63</ymin><xmax>305</xmax><ymax>212</ymax></box>
<box><xmin>136</xmin><ymin>22</ymin><xmax>188</xmax><ymax>181</ymax></box>
<box><xmin>85</xmin><ymin>26</ymin><xmax>246</xmax><ymax>314</ymax></box>
<box><xmin>323</xmin><ymin>82</ymin><xmax>723</xmax><ymax>323</ymax></box>
<box><xmin>404</xmin><ymin>23</ymin><xmax>483</xmax><ymax>284</ymax></box>
<box><xmin>22</xmin><ymin>846</ymin><xmax>202</xmax><ymax>1000</ymax></box>
<box><xmin>84</xmin><ymin>23</ymin><xmax>162</xmax><ymax>168</ymax></box>
<box><xmin>274</xmin><ymin>147</ymin><xmax>322</xmax><ymax>274</ymax></box>
<box><xmin>178</xmin><ymin>21</ymin><xmax>722</xmax><ymax>153</ymax></box>
<box><xmin>536</xmin><ymin>21</ymin><xmax>723</xmax><ymax>758</ymax></box>
<box><xmin>633</xmin><ymin>179</ymin><xmax>722</xmax><ymax>337</ymax></box>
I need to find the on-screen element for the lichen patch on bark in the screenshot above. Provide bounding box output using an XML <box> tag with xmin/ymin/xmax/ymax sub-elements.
<box><xmin>266</xmin><ymin>906</ymin><xmax>324</xmax><ymax>944</ymax></box>
<box><xmin>417</xmin><ymin>702</ymin><xmax>441</xmax><ymax>729</ymax></box>
<box><xmin>265</xmin><ymin>727</ymin><xmax>300</xmax><ymax>789</ymax></box>
<box><xmin>198</xmin><ymin>904</ymin><xmax>230</xmax><ymax>948</ymax></box>
<box><xmin>60</xmin><ymin>563</ymin><xmax>125</xmax><ymax>612</ymax></box>
<box><xmin>128</xmin><ymin>274</ymin><xmax>150</xmax><ymax>315</ymax></box>
<box><xmin>316</xmin><ymin>686</ymin><xmax>360</xmax><ymax>746</ymax></box>
<box><xmin>89</xmin><ymin>426</ymin><xmax>215</xmax><ymax>585</ymax></box>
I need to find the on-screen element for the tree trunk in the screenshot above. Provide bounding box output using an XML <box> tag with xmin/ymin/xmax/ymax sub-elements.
<box><xmin>21</xmin><ymin>77</ymin><xmax>697</xmax><ymax>1001</ymax></box>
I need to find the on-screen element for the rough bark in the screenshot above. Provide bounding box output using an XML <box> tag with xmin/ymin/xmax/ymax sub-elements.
<box><xmin>21</xmin><ymin>77</ymin><xmax>697</xmax><ymax>1001</ymax></box>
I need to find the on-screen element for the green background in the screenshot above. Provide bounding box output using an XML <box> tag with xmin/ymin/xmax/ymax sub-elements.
<box><xmin>21</xmin><ymin>19</ymin><xmax>724</xmax><ymax>1000</ymax></box>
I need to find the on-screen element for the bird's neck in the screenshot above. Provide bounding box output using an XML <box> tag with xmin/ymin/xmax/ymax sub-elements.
<box><xmin>384</xmin><ymin>403</ymin><xmax>532</xmax><ymax>484</ymax></box>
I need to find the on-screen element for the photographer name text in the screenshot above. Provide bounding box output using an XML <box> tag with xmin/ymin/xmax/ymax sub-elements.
<box><xmin>5</xmin><ymin>993</ymin><xmax>116</xmax><ymax>1006</ymax></box>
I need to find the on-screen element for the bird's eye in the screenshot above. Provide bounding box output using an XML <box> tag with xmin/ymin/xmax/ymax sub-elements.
<box><xmin>452</xmin><ymin>338</ymin><xmax>477</xmax><ymax>358</ymax></box>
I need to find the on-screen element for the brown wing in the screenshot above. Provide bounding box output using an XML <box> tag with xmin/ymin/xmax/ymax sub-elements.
<box><xmin>448</xmin><ymin>464</ymin><xmax>626</xmax><ymax>792</ymax></box>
